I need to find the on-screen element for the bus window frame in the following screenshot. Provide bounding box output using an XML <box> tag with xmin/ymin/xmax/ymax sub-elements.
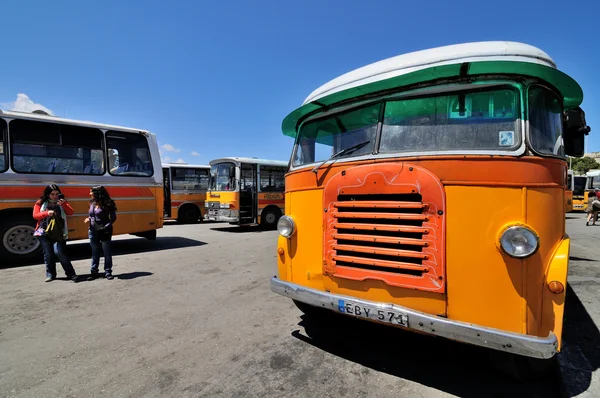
<box><xmin>258</xmin><ymin>165</ymin><xmax>286</xmax><ymax>193</ymax></box>
<box><xmin>106</xmin><ymin>130</ymin><xmax>155</xmax><ymax>178</ymax></box>
<box><xmin>170</xmin><ymin>166</ymin><xmax>210</xmax><ymax>192</ymax></box>
<box><xmin>525</xmin><ymin>83</ymin><xmax>566</xmax><ymax>160</ymax></box>
<box><xmin>0</xmin><ymin>118</ymin><xmax>7</xmax><ymax>173</ymax></box>
<box><xmin>289</xmin><ymin>81</ymin><xmax>527</xmax><ymax>172</ymax></box>
<box><xmin>8</xmin><ymin>118</ymin><xmax>107</xmax><ymax>176</ymax></box>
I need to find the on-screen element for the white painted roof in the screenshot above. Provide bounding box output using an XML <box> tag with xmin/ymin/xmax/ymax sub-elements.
<box><xmin>162</xmin><ymin>163</ymin><xmax>210</xmax><ymax>168</ymax></box>
<box><xmin>0</xmin><ymin>109</ymin><xmax>151</xmax><ymax>135</ymax></box>
<box><xmin>209</xmin><ymin>157</ymin><xmax>288</xmax><ymax>167</ymax></box>
<box><xmin>303</xmin><ymin>41</ymin><xmax>556</xmax><ymax>105</ymax></box>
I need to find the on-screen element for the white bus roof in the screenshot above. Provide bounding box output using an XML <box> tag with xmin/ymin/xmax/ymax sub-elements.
<box><xmin>587</xmin><ymin>169</ymin><xmax>600</xmax><ymax>177</ymax></box>
<box><xmin>303</xmin><ymin>41</ymin><xmax>555</xmax><ymax>105</ymax></box>
<box><xmin>282</xmin><ymin>41</ymin><xmax>583</xmax><ymax>137</ymax></box>
<box><xmin>209</xmin><ymin>157</ymin><xmax>288</xmax><ymax>167</ymax></box>
<box><xmin>0</xmin><ymin>109</ymin><xmax>152</xmax><ymax>135</ymax></box>
<box><xmin>162</xmin><ymin>163</ymin><xmax>210</xmax><ymax>168</ymax></box>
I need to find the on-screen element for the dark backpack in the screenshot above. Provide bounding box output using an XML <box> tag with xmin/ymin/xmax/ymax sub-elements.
<box><xmin>45</xmin><ymin>215</ymin><xmax>64</xmax><ymax>242</ymax></box>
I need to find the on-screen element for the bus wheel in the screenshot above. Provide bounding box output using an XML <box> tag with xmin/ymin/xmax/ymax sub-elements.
<box><xmin>177</xmin><ymin>205</ymin><xmax>200</xmax><ymax>224</ymax></box>
<box><xmin>490</xmin><ymin>350</ymin><xmax>558</xmax><ymax>381</ymax></box>
<box><xmin>0</xmin><ymin>215</ymin><xmax>41</xmax><ymax>264</ymax></box>
<box><xmin>261</xmin><ymin>208</ymin><xmax>281</xmax><ymax>229</ymax></box>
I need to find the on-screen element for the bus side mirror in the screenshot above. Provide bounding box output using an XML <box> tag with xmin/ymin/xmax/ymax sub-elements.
<box><xmin>563</xmin><ymin>107</ymin><xmax>591</xmax><ymax>157</ymax></box>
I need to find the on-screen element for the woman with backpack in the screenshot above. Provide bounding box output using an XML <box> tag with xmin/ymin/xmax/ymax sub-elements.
<box><xmin>33</xmin><ymin>184</ymin><xmax>77</xmax><ymax>282</ymax></box>
<box><xmin>84</xmin><ymin>186</ymin><xmax>118</xmax><ymax>280</ymax></box>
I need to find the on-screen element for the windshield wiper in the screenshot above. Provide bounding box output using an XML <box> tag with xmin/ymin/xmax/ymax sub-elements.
<box><xmin>311</xmin><ymin>140</ymin><xmax>371</xmax><ymax>173</ymax></box>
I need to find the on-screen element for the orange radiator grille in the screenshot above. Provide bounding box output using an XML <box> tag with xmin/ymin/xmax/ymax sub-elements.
<box><xmin>323</xmin><ymin>164</ymin><xmax>445</xmax><ymax>292</ymax></box>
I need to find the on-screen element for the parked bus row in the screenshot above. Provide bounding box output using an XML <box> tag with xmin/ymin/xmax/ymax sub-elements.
<box><xmin>566</xmin><ymin>168</ymin><xmax>600</xmax><ymax>212</ymax></box>
<box><xmin>0</xmin><ymin>109</ymin><xmax>286</xmax><ymax>264</ymax></box>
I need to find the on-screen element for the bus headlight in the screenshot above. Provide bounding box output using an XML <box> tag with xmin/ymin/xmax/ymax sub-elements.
<box><xmin>277</xmin><ymin>216</ymin><xmax>295</xmax><ymax>238</ymax></box>
<box><xmin>220</xmin><ymin>203</ymin><xmax>230</xmax><ymax>209</ymax></box>
<box><xmin>499</xmin><ymin>225</ymin><xmax>539</xmax><ymax>258</ymax></box>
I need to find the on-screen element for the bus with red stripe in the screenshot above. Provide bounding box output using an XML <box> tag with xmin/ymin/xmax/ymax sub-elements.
<box><xmin>204</xmin><ymin>157</ymin><xmax>287</xmax><ymax>228</ymax></box>
<box><xmin>162</xmin><ymin>163</ymin><xmax>210</xmax><ymax>223</ymax></box>
<box><xmin>0</xmin><ymin>109</ymin><xmax>164</xmax><ymax>264</ymax></box>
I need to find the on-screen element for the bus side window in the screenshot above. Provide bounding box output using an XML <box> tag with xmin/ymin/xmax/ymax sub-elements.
<box><xmin>0</xmin><ymin>119</ymin><xmax>7</xmax><ymax>172</ymax></box>
<box><xmin>260</xmin><ymin>165</ymin><xmax>285</xmax><ymax>192</ymax></box>
<box><xmin>106</xmin><ymin>131</ymin><xmax>153</xmax><ymax>176</ymax></box>
<box><xmin>9</xmin><ymin>119</ymin><xmax>104</xmax><ymax>175</ymax></box>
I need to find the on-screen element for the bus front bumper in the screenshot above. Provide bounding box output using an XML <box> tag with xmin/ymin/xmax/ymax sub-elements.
<box><xmin>270</xmin><ymin>277</ymin><xmax>558</xmax><ymax>359</ymax></box>
<box><xmin>204</xmin><ymin>209</ymin><xmax>239</xmax><ymax>222</ymax></box>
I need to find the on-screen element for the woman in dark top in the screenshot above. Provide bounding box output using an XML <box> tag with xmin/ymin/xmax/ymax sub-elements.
<box><xmin>84</xmin><ymin>186</ymin><xmax>117</xmax><ymax>279</ymax></box>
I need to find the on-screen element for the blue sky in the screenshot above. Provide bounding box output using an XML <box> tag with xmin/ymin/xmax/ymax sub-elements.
<box><xmin>2</xmin><ymin>0</ymin><xmax>599</xmax><ymax>164</ymax></box>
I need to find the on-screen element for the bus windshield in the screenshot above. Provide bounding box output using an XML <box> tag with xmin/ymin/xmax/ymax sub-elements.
<box><xmin>293</xmin><ymin>87</ymin><xmax>519</xmax><ymax>166</ymax></box>
<box><xmin>210</xmin><ymin>162</ymin><xmax>236</xmax><ymax>191</ymax></box>
<box><xmin>574</xmin><ymin>176</ymin><xmax>586</xmax><ymax>196</ymax></box>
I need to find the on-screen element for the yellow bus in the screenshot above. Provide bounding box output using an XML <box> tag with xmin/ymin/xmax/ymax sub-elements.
<box><xmin>570</xmin><ymin>170</ymin><xmax>587</xmax><ymax>211</ymax></box>
<box><xmin>270</xmin><ymin>41</ymin><xmax>591</xmax><ymax>379</ymax></box>
<box><xmin>0</xmin><ymin>109</ymin><xmax>164</xmax><ymax>264</ymax></box>
<box><xmin>205</xmin><ymin>157</ymin><xmax>287</xmax><ymax>228</ymax></box>
<box><xmin>565</xmin><ymin>169</ymin><xmax>575</xmax><ymax>212</ymax></box>
<box><xmin>162</xmin><ymin>163</ymin><xmax>210</xmax><ymax>223</ymax></box>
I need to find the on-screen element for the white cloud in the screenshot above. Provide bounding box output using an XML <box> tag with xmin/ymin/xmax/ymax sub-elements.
<box><xmin>190</xmin><ymin>151</ymin><xmax>200</xmax><ymax>157</ymax></box>
<box><xmin>160</xmin><ymin>144</ymin><xmax>181</xmax><ymax>153</ymax></box>
<box><xmin>173</xmin><ymin>158</ymin><xmax>187</xmax><ymax>164</ymax></box>
<box><xmin>4</xmin><ymin>93</ymin><xmax>53</xmax><ymax>115</ymax></box>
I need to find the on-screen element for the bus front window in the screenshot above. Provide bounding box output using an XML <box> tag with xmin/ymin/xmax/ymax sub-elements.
<box><xmin>528</xmin><ymin>86</ymin><xmax>564</xmax><ymax>156</ymax></box>
<box><xmin>293</xmin><ymin>104</ymin><xmax>380</xmax><ymax>166</ymax></box>
<box><xmin>210</xmin><ymin>163</ymin><xmax>236</xmax><ymax>191</ymax></box>
<box><xmin>380</xmin><ymin>88</ymin><xmax>519</xmax><ymax>153</ymax></box>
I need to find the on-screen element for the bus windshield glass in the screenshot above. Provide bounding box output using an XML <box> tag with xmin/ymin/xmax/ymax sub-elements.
<box><xmin>293</xmin><ymin>104</ymin><xmax>380</xmax><ymax>166</ymax></box>
<box><xmin>380</xmin><ymin>88</ymin><xmax>519</xmax><ymax>153</ymax></box>
<box><xmin>574</xmin><ymin>176</ymin><xmax>587</xmax><ymax>195</ymax></box>
<box><xmin>528</xmin><ymin>86</ymin><xmax>564</xmax><ymax>157</ymax></box>
<box><xmin>210</xmin><ymin>162</ymin><xmax>236</xmax><ymax>191</ymax></box>
<box><xmin>293</xmin><ymin>87</ymin><xmax>520</xmax><ymax>167</ymax></box>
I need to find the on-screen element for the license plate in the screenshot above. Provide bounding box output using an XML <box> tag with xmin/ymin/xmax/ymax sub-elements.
<box><xmin>337</xmin><ymin>299</ymin><xmax>408</xmax><ymax>327</ymax></box>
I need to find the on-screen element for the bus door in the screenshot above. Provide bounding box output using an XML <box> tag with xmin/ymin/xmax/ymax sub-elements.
<box><xmin>163</xmin><ymin>167</ymin><xmax>172</xmax><ymax>217</ymax></box>
<box><xmin>239</xmin><ymin>164</ymin><xmax>257</xmax><ymax>224</ymax></box>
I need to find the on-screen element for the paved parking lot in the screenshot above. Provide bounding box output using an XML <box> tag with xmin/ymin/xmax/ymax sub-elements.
<box><xmin>0</xmin><ymin>215</ymin><xmax>598</xmax><ymax>398</ymax></box>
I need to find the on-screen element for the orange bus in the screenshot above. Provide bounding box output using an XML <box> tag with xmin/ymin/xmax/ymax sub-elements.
<box><xmin>0</xmin><ymin>109</ymin><xmax>164</xmax><ymax>264</ymax></box>
<box><xmin>271</xmin><ymin>41</ymin><xmax>591</xmax><ymax>379</ymax></box>
<box><xmin>162</xmin><ymin>163</ymin><xmax>210</xmax><ymax>223</ymax></box>
<box><xmin>205</xmin><ymin>157</ymin><xmax>287</xmax><ymax>228</ymax></box>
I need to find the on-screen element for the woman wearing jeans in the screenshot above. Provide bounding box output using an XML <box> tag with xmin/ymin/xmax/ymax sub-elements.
<box><xmin>84</xmin><ymin>186</ymin><xmax>117</xmax><ymax>280</ymax></box>
<box><xmin>33</xmin><ymin>184</ymin><xmax>77</xmax><ymax>282</ymax></box>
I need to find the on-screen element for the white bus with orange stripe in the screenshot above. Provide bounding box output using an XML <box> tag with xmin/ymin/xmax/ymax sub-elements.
<box><xmin>162</xmin><ymin>163</ymin><xmax>210</xmax><ymax>223</ymax></box>
<box><xmin>0</xmin><ymin>109</ymin><xmax>164</xmax><ymax>264</ymax></box>
<box><xmin>204</xmin><ymin>157</ymin><xmax>287</xmax><ymax>228</ymax></box>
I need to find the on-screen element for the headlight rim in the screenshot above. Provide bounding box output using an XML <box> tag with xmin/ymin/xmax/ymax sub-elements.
<box><xmin>498</xmin><ymin>224</ymin><xmax>540</xmax><ymax>259</ymax></box>
<box><xmin>277</xmin><ymin>215</ymin><xmax>295</xmax><ymax>238</ymax></box>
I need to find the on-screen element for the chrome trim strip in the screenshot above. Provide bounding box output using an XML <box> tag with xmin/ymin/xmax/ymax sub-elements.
<box><xmin>270</xmin><ymin>277</ymin><xmax>558</xmax><ymax>359</ymax></box>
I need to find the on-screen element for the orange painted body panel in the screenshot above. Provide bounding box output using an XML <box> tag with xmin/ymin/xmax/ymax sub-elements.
<box><xmin>0</xmin><ymin>184</ymin><xmax>163</xmax><ymax>241</ymax></box>
<box><xmin>278</xmin><ymin>156</ymin><xmax>569</xmax><ymax>341</ymax></box>
<box><xmin>168</xmin><ymin>191</ymin><xmax>208</xmax><ymax>220</ymax></box>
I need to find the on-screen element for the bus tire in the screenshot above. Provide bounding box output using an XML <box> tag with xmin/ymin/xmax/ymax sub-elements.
<box><xmin>177</xmin><ymin>205</ymin><xmax>200</xmax><ymax>224</ymax></box>
<box><xmin>260</xmin><ymin>207</ymin><xmax>281</xmax><ymax>229</ymax></box>
<box><xmin>489</xmin><ymin>350</ymin><xmax>558</xmax><ymax>381</ymax></box>
<box><xmin>0</xmin><ymin>214</ymin><xmax>42</xmax><ymax>265</ymax></box>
